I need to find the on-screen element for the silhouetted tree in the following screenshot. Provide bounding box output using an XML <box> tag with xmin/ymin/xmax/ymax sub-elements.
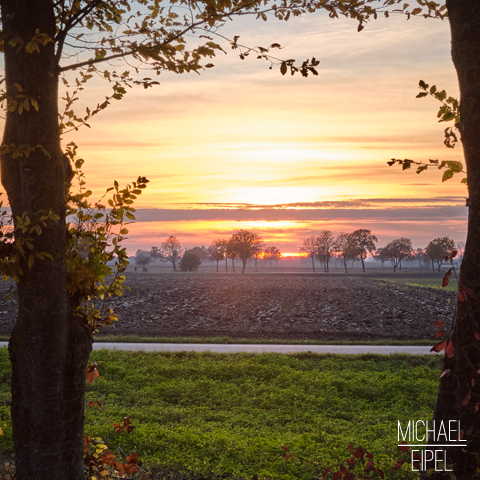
<box><xmin>179</xmin><ymin>250</ymin><xmax>202</xmax><ymax>272</ymax></box>
<box><xmin>300</xmin><ymin>236</ymin><xmax>317</xmax><ymax>273</ymax></box>
<box><xmin>334</xmin><ymin>233</ymin><xmax>360</xmax><ymax>273</ymax></box>
<box><xmin>264</xmin><ymin>245</ymin><xmax>282</xmax><ymax>267</ymax></box>
<box><xmin>225</xmin><ymin>238</ymin><xmax>238</xmax><ymax>272</ymax></box>
<box><xmin>231</xmin><ymin>229</ymin><xmax>263</xmax><ymax>273</ymax></box>
<box><xmin>425</xmin><ymin>236</ymin><xmax>456</xmax><ymax>272</ymax></box>
<box><xmin>209</xmin><ymin>239</ymin><xmax>225</xmax><ymax>272</ymax></box>
<box><xmin>150</xmin><ymin>246</ymin><xmax>162</xmax><ymax>265</ymax></box>
<box><xmin>350</xmin><ymin>229</ymin><xmax>378</xmax><ymax>273</ymax></box>
<box><xmin>382</xmin><ymin>238</ymin><xmax>412</xmax><ymax>272</ymax></box>
<box><xmin>160</xmin><ymin>236</ymin><xmax>185</xmax><ymax>272</ymax></box>
<box><xmin>316</xmin><ymin>230</ymin><xmax>335</xmax><ymax>272</ymax></box>
<box><xmin>135</xmin><ymin>249</ymin><xmax>152</xmax><ymax>271</ymax></box>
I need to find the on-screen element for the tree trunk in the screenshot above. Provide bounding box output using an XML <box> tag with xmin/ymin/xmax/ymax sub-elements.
<box><xmin>428</xmin><ymin>3</ymin><xmax>480</xmax><ymax>478</ymax></box>
<box><xmin>311</xmin><ymin>254</ymin><xmax>315</xmax><ymax>273</ymax></box>
<box><xmin>242</xmin><ymin>258</ymin><xmax>247</xmax><ymax>273</ymax></box>
<box><xmin>1</xmin><ymin>2</ymin><xmax>92</xmax><ymax>478</ymax></box>
<box><xmin>360</xmin><ymin>256</ymin><xmax>365</xmax><ymax>273</ymax></box>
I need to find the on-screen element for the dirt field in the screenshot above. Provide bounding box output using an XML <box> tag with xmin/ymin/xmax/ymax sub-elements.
<box><xmin>1</xmin><ymin>273</ymin><xmax>454</xmax><ymax>341</ymax></box>
<box><xmin>0</xmin><ymin>273</ymin><xmax>455</xmax><ymax>340</ymax></box>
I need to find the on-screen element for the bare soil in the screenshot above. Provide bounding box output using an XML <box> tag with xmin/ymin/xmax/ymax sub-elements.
<box><xmin>0</xmin><ymin>273</ymin><xmax>455</xmax><ymax>341</ymax></box>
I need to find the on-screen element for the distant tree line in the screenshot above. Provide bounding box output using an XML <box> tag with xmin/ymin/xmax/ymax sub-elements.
<box><xmin>134</xmin><ymin>230</ymin><xmax>282</xmax><ymax>273</ymax></box>
<box><xmin>374</xmin><ymin>236</ymin><xmax>458</xmax><ymax>272</ymax></box>
<box><xmin>135</xmin><ymin>231</ymin><xmax>462</xmax><ymax>274</ymax></box>
<box><xmin>300</xmin><ymin>229</ymin><xmax>378</xmax><ymax>273</ymax></box>
<box><xmin>299</xmin><ymin>230</ymin><xmax>460</xmax><ymax>273</ymax></box>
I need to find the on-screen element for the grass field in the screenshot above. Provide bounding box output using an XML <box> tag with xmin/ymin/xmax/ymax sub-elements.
<box><xmin>374</xmin><ymin>277</ymin><xmax>458</xmax><ymax>292</ymax></box>
<box><xmin>0</xmin><ymin>348</ymin><xmax>442</xmax><ymax>479</ymax></box>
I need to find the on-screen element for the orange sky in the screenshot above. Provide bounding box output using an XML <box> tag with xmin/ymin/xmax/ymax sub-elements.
<box><xmin>7</xmin><ymin>11</ymin><xmax>469</xmax><ymax>255</ymax></box>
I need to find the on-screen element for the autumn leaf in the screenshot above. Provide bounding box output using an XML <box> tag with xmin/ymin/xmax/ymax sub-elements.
<box><xmin>283</xmin><ymin>454</ymin><xmax>292</xmax><ymax>459</ymax></box>
<box><xmin>321</xmin><ymin>466</ymin><xmax>333</xmax><ymax>479</ymax></box>
<box><xmin>85</xmin><ymin>364</ymin><xmax>100</xmax><ymax>384</ymax></box>
<box><xmin>463</xmin><ymin>390</ymin><xmax>472</xmax><ymax>406</ymax></box>
<box><xmin>440</xmin><ymin>369</ymin><xmax>451</xmax><ymax>378</ymax></box>
<box><xmin>393</xmin><ymin>459</ymin><xmax>405</xmax><ymax>470</ymax></box>
<box><xmin>442</xmin><ymin>268</ymin><xmax>452</xmax><ymax>287</ymax></box>
<box><xmin>348</xmin><ymin>444</ymin><xmax>354</xmax><ymax>455</ymax></box>
<box><xmin>398</xmin><ymin>441</ymin><xmax>409</xmax><ymax>452</ymax></box>
<box><xmin>436</xmin><ymin>330</ymin><xmax>447</xmax><ymax>338</ymax></box>
<box><xmin>434</xmin><ymin>320</ymin><xmax>445</xmax><ymax>329</ymax></box>
<box><xmin>476</xmin><ymin>333</ymin><xmax>480</xmax><ymax>341</ymax></box>
<box><xmin>431</xmin><ymin>340</ymin><xmax>447</xmax><ymax>353</ymax></box>
<box><xmin>445</xmin><ymin>340</ymin><xmax>455</xmax><ymax>358</ymax></box>
<box><xmin>378</xmin><ymin>468</ymin><xmax>384</xmax><ymax>479</ymax></box>
<box><xmin>281</xmin><ymin>446</ymin><xmax>289</xmax><ymax>451</ymax></box>
<box><xmin>355</xmin><ymin>446</ymin><xmax>364</xmax><ymax>459</ymax></box>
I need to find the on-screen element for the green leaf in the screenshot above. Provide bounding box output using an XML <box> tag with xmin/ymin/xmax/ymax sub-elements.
<box><xmin>446</xmin><ymin>161</ymin><xmax>463</xmax><ymax>173</ymax></box>
<box><xmin>442</xmin><ymin>170</ymin><xmax>454</xmax><ymax>182</ymax></box>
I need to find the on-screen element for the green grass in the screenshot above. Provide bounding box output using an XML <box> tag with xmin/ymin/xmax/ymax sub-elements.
<box><xmin>373</xmin><ymin>277</ymin><xmax>458</xmax><ymax>292</ymax></box>
<box><xmin>0</xmin><ymin>348</ymin><xmax>442</xmax><ymax>479</ymax></box>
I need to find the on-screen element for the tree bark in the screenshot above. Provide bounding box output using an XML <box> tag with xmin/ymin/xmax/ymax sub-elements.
<box><xmin>428</xmin><ymin>2</ymin><xmax>480</xmax><ymax>478</ymax></box>
<box><xmin>0</xmin><ymin>2</ymin><xmax>92</xmax><ymax>478</ymax></box>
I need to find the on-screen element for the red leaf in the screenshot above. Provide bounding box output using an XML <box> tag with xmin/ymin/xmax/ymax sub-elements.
<box><xmin>378</xmin><ymin>468</ymin><xmax>384</xmax><ymax>479</ymax></box>
<box><xmin>281</xmin><ymin>446</ymin><xmax>289</xmax><ymax>451</ymax></box>
<box><xmin>445</xmin><ymin>341</ymin><xmax>455</xmax><ymax>358</ymax></box>
<box><xmin>464</xmin><ymin>285</ymin><xmax>477</xmax><ymax>299</ymax></box>
<box><xmin>340</xmin><ymin>465</ymin><xmax>348</xmax><ymax>475</ymax></box>
<box><xmin>366</xmin><ymin>452</ymin><xmax>374</xmax><ymax>459</ymax></box>
<box><xmin>434</xmin><ymin>320</ymin><xmax>445</xmax><ymax>329</ymax></box>
<box><xmin>442</xmin><ymin>269</ymin><xmax>452</xmax><ymax>287</ymax></box>
<box><xmin>344</xmin><ymin>473</ymin><xmax>354</xmax><ymax>480</ymax></box>
<box><xmin>332</xmin><ymin>472</ymin><xmax>342</xmax><ymax>480</ymax></box>
<box><xmin>440</xmin><ymin>369</ymin><xmax>451</xmax><ymax>378</ymax></box>
<box><xmin>463</xmin><ymin>390</ymin><xmax>472</xmax><ymax>406</ymax></box>
<box><xmin>348</xmin><ymin>444</ymin><xmax>354</xmax><ymax>455</ymax></box>
<box><xmin>398</xmin><ymin>441</ymin><xmax>409</xmax><ymax>452</ymax></box>
<box><xmin>475</xmin><ymin>333</ymin><xmax>480</xmax><ymax>341</ymax></box>
<box><xmin>365</xmin><ymin>459</ymin><xmax>375</xmax><ymax>472</ymax></box>
<box><xmin>436</xmin><ymin>330</ymin><xmax>447</xmax><ymax>338</ymax></box>
<box><xmin>283</xmin><ymin>454</ymin><xmax>292</xmax><ymax>459</ymax></box>
<box><xmin>431</xmin><ymin>340</ymin><xmax>447</xmax><ymax>353</ymax></box>
<box><xmin>412</xmin><ymin>452</ymin><xmax>422</xmax><ymax>461</ymax></box>
<box><xmin>393</xmin><ymin>459</ymin><xmax>405</xmax><ymax>470</ymax></box>
<box><xmin>321</xmin><ymin>466</ymin><xmax>333</xmax><ymax>479</ymax></box>
<box><xmin>355</xmin><ymin>446</ymin><xmax>364</xmax><ymax>459</ymax></box>
<box><xmin>346</xmin><ymin>457</ymin><xmax>355</xmax><ymax>466</ymax></box>
<box><xmin>472</xmin><ymin>379</ymin><xmax>476</xmax><ymax>387</ymax></box>
<box><xmin>458</xmin><ymin>284</ymin><xmax>477</xmax><ymax>302</ymax></box>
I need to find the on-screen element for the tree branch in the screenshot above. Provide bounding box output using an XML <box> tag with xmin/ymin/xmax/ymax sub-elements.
<box><xmin>55</xmin><ymin>0</ymin><xmax>104</xmax><ymax>63</ymax></box>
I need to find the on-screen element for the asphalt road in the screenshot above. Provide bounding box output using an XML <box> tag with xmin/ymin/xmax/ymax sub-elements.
<box><xmin>0</xmin><ymin>342</ymin><xmax>434</xmax><ymax>354</ymax></box>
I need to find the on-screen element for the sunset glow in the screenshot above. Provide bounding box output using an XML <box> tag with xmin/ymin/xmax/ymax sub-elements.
<box><xmin>6</xmin><ymin>13</ymin><xmax>467</xmax><ymax>255</ymax></box>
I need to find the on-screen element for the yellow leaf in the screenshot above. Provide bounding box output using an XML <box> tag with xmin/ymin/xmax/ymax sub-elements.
<box><xmin>13</xmin><ymin>82</ymin><xmax>23</xmax><ymax>92</ymax></box>
<box><xmin>30</xmin><ymin>98</ymin><xmax>39</xmax><ymax>111</ymax></box>
<box><xmin>28</xmin><ymin>254</ymin><xmax>35</xmax><ymax>269</ymax></box>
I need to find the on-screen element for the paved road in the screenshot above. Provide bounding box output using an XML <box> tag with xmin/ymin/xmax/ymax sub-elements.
<box><xmin>0</xmin><ymin>342</ymin><xmax>434</xmax><ymax>354</ymax></box>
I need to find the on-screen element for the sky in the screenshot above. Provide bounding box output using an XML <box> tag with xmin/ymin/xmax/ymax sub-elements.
<box><xmin>57</xmin><ymin>9</ymin><xmax>468</xmax><ymax>254</ymax></box>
